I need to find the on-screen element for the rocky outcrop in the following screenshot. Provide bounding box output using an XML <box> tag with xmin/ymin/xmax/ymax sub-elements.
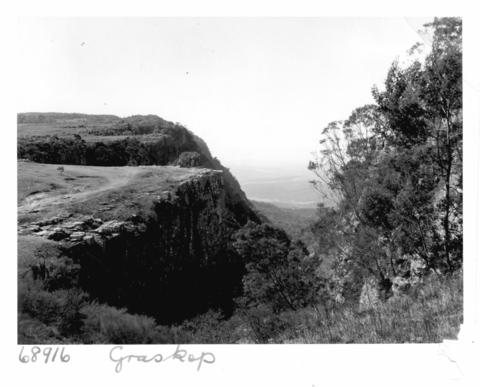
<box><xmin>19</xmin><ymin>169</ymin><xmax>247</xmax><ymax>324</ymax></box>
<box><xmin>18</xmin><ymin>216</ymin><xmax>137</xmax><ymax>243</ymax></box>
<box><xmin>17</xmin><ymin>113</ymin><xmax>260</xmax><ymax>224</ymax></box>
<box><xmin>358</xmin><ymin>276</ymin><xmax>393</xmax><ymax>311</ymax></box>
<box><xmin>17</xmin><ymin>113</ymin><xmax>262</xmax><ymax>323</ymax></box>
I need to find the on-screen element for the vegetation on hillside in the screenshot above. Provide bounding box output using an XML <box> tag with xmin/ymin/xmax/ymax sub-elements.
<box><xmin>239</xmin><ymin>17</ymin><xmax>463</xmax><ymax>342</ymax></box>
<box><xmin>308</xmin><ymin>17</ymin><xmax>462</xmax><ymax>302</ymax></box>
<box><xmin>18</xmin><ymin>112</ymin><xmax>260</xmax><ymax>225</ymax></box>
<box><xmin>18</xmin><ymin>132</ymin><xmax>202</xmax><ymax>166</ymax></box>
<box><xmin>251</xmin><ymin>200</ymin><xmax>316</xmax><ymax>242</ymax></box>
<box><xmin>17</xmin><ymin>114</ymin><xmax>208</xmax><ymax>166</ymax></box>
<box><xmin>18</xmin><ymin>254</ymin><xmax>462</xmax><ymax>344</ymax></box>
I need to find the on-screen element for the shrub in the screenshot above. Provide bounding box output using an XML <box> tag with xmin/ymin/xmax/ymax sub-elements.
<box><xmin>19</xmin><ymin>282</ymin><xmax>64</xmax><ymax>325</ymax></box>
<box><xmin>80</xmin><ymin>302</ymin><xmax>170</xmax><ymax>344</ymax></box>
<box><xmin>175</xmin><ymin>151</ymin><xmax>203</xmax><ymax>167</ymax></box>
<box><xmin>18</xmin><ymin>282</ymin><xmax>88</xmax><ymax>341</ymax></box>
<box><xmin>240</xmin><ymin>305</ymin><xmax>294</xmax><ymax>343</ymax></box>
<box><xmin>174</xmin><ymin>309</ymin><xmax>241</xmax><ymax>344</ymax></box>
<box><xmin>18</xmin><ymin>313</ymin><xmax>66</xmax><ymax>344</ymax></box>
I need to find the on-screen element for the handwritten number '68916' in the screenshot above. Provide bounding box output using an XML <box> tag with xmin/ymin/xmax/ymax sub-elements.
<box><xmin>19</xmin><ymin>346</ymin><xmax>70</xmax><ymax>363</ymax></box>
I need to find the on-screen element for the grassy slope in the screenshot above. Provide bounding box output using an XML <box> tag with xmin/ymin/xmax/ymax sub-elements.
<box><xmin>176</xmin><ymin>270</ymin><xmax>463</xmax><ymax>344</ymax></box>
<box><xmin>18</xmin><ymin>113</ymin><xmax>173</xmax><ymax>140</ymax></box>
<box><xmin>18</xmin><ymin>114</ymin><xmax>160</xmax><ymax>144</ymax></box>
<box><xmin>17</xmin><ymin>113</ymin><xmax>122</xmax><ymax>137</ymax></box>
<box><xmin>279</xmin><ymin>271</ymin><xmax>463</xmax><ymax>343</ymax></box>
<box><xmin>18</xmin><ymin>161</ymin><xmax>216</xmax><ymax>225</ymax></box>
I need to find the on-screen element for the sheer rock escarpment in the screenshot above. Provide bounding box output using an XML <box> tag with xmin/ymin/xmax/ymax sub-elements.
<box><xmin>19</xmin><ymin>166</ymin><xmax>251</xmax><ymax>323</ymax></box>
<box><xmin>18</xmin><ymin>113</ymin><xmax>262</xmax><ymax>323</ymax></box>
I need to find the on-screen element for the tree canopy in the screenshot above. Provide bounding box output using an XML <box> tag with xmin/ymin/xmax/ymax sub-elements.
<box><xmin>309</xmin><ymin>17</ymin><xmax>462</xmax><ymax>301</ymax></box>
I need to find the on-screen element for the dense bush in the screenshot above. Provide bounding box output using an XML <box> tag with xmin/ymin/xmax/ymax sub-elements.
<box><xmin>18</xmin><ymin>281</ymin><xmax>88</xmax><ymax>339</ymax></box>
<box><xmin>17</xmin><ymin>131</ymin><xmax>200</xmax><ymax>167</ymax></box>
<box><xmin>80</xmin><ymin>303</ymin><xmax>173</xmax><ymax>344</ymax></box>
<box><xmin>18</xmin><ymin>256</ymin><xmax>462</xmax><ymax>344</ymax></box>
<box><xmin>233</xmin><ymin>222</ymin><xmax>326</xmax><ymax>313</ymax></box>
<box><xmin>18</xmin><ymin>279</ymin><xmax>176</xmax><ymax>344</ymax></box>
<box><xmin>174</xmin><ymin>151</ymin><xmax>203</xmax><ymax>167</ymax></box>
<box><xmin>29</xmin><ymin>246</ymin><xmax>80</xmax><ymax>291</ymax></box>
<box><xmin>309</xmin><ymin>17</ymin><xmax>462</xmax><ymax>302</ymax></box>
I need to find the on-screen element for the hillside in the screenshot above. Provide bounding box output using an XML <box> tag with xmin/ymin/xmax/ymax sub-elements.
<box><xmin>251</xmin><ymin>200</ymin><xmax>316</xmax><ymax>242</ymax></box>
<box><xmin>17</xmin><ymin>113</ymin><xmax>267</xmax><ymax>342</ymax></box>
<box><xmin>17</xmin><ymin>112</ymin><xmax>259</xmax><ymax>225</ymax></box>
<box><xmin>18</xmin><ymin>161</ymin><xmax>221</xmax><ymax>224</ymax></box>
<box><xmin>18</xmin><ymin>160</ymin><xmax>249</xmax><ymax>325</ymax></box>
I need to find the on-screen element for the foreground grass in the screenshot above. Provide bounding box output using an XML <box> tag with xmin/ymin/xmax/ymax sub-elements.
<box><xmin>276</xmin><ymin>271</ymin><xmax>463</xmax><ymax>343</ymax></box>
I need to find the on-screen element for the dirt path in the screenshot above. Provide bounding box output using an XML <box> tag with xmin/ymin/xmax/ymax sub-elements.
<box><xmin>18</xmin><ymin>165</ymin><xmax>141</xmax><ymax>215</ymax></box>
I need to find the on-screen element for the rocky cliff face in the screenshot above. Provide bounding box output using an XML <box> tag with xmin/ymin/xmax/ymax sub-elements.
<box><xmin>18</xmin><ymin>165</ymin><xmax>249</xmax><ymax>323</ymax></box>
<box><xmin>17</xmin><ymin>113</ymin><xmax>263</xmax><ymax>323</ymax></box>
<box><xmin>78</xmin><ymin>172</ymin><xmax>245</xmax><ymax>322</ymax></box>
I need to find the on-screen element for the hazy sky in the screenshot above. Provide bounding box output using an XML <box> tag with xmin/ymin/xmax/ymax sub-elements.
<box><xmin>17</xmin><ymin>17</ymin><xmax>432</xmax><ymax>174</ymax></box>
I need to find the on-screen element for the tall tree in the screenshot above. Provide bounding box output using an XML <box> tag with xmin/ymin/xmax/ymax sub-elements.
<box><xmin>374</xmin><ymin>17</ymin><xmax>462</xmax><ymax>270</ymax></box>
<box><xmin>310</xmin><ymin>17</ymin><xmax>463</xmax><ymax>303</ymax></box>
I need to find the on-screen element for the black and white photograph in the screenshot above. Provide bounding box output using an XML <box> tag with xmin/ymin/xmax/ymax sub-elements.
<box><xmin>16</xmin><ymin>16</ymin><xmax>464</xmax><ymax>345</ymax></box>
<box><xmin>15</xmin><ymin>15</ymin><xmax>469</xmax><ymax>348</ymax></box>
<box><xmin>6</xmin><ymin>5</ymin><xmax>480</xmax><ymax>385</ymax></box>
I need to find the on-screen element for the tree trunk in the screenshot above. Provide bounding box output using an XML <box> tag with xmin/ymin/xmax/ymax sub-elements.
<box><xmin>444</xmin><ymin>112</ymin><xmax>453</xmax><ymax>271</ymax></box>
